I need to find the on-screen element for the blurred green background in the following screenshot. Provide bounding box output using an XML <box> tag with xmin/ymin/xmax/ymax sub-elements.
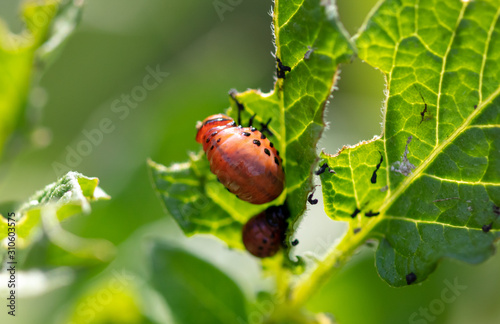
<box><xmin>0</xmin><ymin>0</ymin><xmax>499</xmax><ymax>323</ymax></box>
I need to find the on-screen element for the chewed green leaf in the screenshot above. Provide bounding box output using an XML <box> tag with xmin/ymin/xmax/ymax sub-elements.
<box><xmin>148</xmin><ymin>153</ymin><xmax>262</xmax><ymax>249</ymax></box>
<box><xmin>320</xmin><ymin>0</ymin><xmax>500</xmax><ymax>286</ymax></box>
<box><xmin>18</xmin><ymin>171</ymin><xmax>109</xmax><ymax>218</ymax></box>
<box><xmin>1</xmin><ymin>171</ymin><xmax>110</xmax><ymax>246</ymax></box>
<box><xmin>230</xmin><ymin>0</ymin><xmax>354</xmax><ymax>224</ymax></box>
<box><xmin>149</xmin><ymin>0</ymin><xmax>354</xmax><ymax>251</ymax></box>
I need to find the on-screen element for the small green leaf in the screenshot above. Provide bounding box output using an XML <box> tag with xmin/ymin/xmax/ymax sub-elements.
<box><xmin>149</xmin><ymin>0</ymin><xmax>354</xmax><ymax>249</ymax></box>
<box><xmin>320</xmin><ymin>0</ymin><xmax>500</xmax><ymax>286</ymax></box>
<box><xmin>150</xmin><ymin>243</ymin><xmax>247</xmax><ymax>324</ymax></box>
<box><xmin>1</xmin><ymin>171</ymin><xmax>111</xmax><ymax>261</ymax></box>
<box><xmin>17</xmin><ymin>171</ymin><xmax>110</xmax><ymax>221</ymax></box>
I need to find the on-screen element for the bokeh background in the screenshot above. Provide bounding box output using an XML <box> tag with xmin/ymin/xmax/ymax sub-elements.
<box><xmin>0</xmin><ymin>0</ymin><xmax>499</xmax><ymax>323</ymax></box>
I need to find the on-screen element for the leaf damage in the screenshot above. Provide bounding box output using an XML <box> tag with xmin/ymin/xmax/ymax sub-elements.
<box><xmin>390</xmin><ymin>136</ymin><xmax>415</xmax><ymax>177</ymax></box>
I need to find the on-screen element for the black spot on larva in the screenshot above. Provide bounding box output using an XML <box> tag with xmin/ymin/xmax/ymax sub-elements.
<box><xmin>371</xmin><ymin>153</ymin><xmax>384</xmax><ymax>184</ymax></box>
<box><xmin>350</xmin><ymin>208</ymin><xmax>361</xmax><ymax>218</ymax></box>
<box><xmin>365</xmin><ymin>211</ymin><xmax>380</xmax><ymax>217</ymax></box>
<box><xmin>474</xmin><ymin>105</ymin><xmax>478</xmax><ymax>109</ymax></box>
<box><xmin>269</xmin><ymin>142</ymin><xmax>274</xmax><ymax>148</ymax></box>
<box><xmin>353</xmin><ymin>227</ymin><xmax>361</xmax><ymax>234</ymax></box>
<box><xmin>406</xmin><ymin>272</ymin><xmax>417</xmax><ymax>285</ymax></box>
<box><xmin>210</xmin><ymin>145</ymin><xmax>214</xmax><ymax>150</ymax></box>
<box><xmin>211</xmin><ymin>131</ymin><xmax>218</xmax><ymax>137</ymax></box>
<box><xmin>493</xmin><ymin>204</ymin><xmax>500</xmax><ymax>215</ymax></box>
<box><xmin>262</xmin><ymin>238</ymin><xmax>268</xmax><ymax>244</ymax></box>
<box><xmin>250</xmin><ymin>126</ymin><xmax>257</xmax><ymax>132</ymax></box>
<box><xmin>276</xmin><ymin>150</ymin><xmax>280</xmax><ymax>157</ymax></box>
<box><xmin>242</xmin><ymin>132</ymin><xmax>251</xmax><ymax>136</ymax></box>
<box><xmin>253</xmin><ymin>139</ymin><xmax>261</xmax><ymax>146</ymax></box>
<box><xmin>261</xmin><ymin>133</ymin><xmax>266</xmax><ymax>140</ymax></box>
<box><xmin>217</xmin><ymin>138</ymin><xmax>221</xmax><ymax>143</ymax></box>
<box><xmin>264</xmin><ymin>148</ymin><xmax>271</xmax><ymax>156</ymax></box>
<box><xmin>482</xmin><ymin>223</ymin><xmax>493</xmax><ymax>233</ymax></box>
<box><xmin>205</xmin><ymin>138</ymin><xmax>210</xmax><ymax>143</ymax></box>
<box><xmin>274</xmin><ymin>157</ymin><xmax>280</xmax><ymax>166</ymax></box>
<box><xmin>291</xmin><ymin>239</ymin><xmax>299</xmax><ymax>246</ymax></box>
<box><xmin>258</xmin><ymin>246</ymin><xmax>263</xmax><ymax>250</ymax></box>
<box><xmin>308</xmin><ymin>193</ymin><xmax>318</xmax><ymax>205</ymax></box>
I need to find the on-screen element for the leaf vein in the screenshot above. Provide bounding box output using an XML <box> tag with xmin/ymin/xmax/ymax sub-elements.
<box><xmin>479</xmin><ymin>5</ymin><xmax>500</xmax><ymax>102</ymax></box>
<box><xmin>422</xmin><ymin>173</ymin><xmax>499</xmax><ymax>187</ymax></box>
<box><xmin>278</xmin><ymin>0</ymin><xmax>306</xmax><ymax>30</ymax></box>
<box><xmin>348</xmin><ymin>149</ymin><xmax>361</xmax><ymax>210</ymax></box>
<box><xmin>385</xmin><ymin>215</ymin><xmax>499</xmax><ymax>233</ymax></box>
<box><xmin>435</xmin><ymin>1</ymin><xmax>469</xmax><ymax>145</ymax></box>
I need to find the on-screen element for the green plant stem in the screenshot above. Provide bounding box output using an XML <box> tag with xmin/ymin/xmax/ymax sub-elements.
<box><xmin>288</xmin><ymin>218</ymin><xmax>379</xmax><ymax>308</ymax></box>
